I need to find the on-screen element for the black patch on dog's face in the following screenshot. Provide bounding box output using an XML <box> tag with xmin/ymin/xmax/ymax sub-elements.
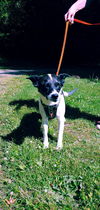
<box><xmin>38</xmin><ymin>75</ymin><xmax>61</xmax><ymax>97</ymax></box>
<box><xmin>28</xmin><ymin>74</ymin><xmax>68</xmax><ymax>100</ymax></box>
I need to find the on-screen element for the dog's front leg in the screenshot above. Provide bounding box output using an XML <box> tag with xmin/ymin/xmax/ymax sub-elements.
<box><xmin>56</xmin><ymin>117</ymin><xmax>65</xmax><ymax>150</ymax></box>
<box><xmin>42</xmin><ymin>118</ymin><xmax>49</xmax><ymax>149</ymax></box>
<box><xmin>39</xmin><ymin>100</ymin><xmax>49</xmax><ymax>148</ymax></box>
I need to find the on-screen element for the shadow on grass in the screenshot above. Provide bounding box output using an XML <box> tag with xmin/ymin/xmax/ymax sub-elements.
<box><xmin>9</xmin><ymin>99</ymin><xmax>39</xmax><ymax>111</ymax></box>
<box><xmin>2</xmin><ymin>99</ymin><xmax>99</xmax><ymax>145</ymax></box>
<box><xmin>2</xmin><ymin>112</ymin><xmax>42</xmax><ymax>145</ymax></box>
<box><xmin>2</xmin><ymin>99</ymin><xmax>56</xmax><ymax>145</ymax></box>
<box><xmin>65</xmin><ymin>105</ymin><xmax>99</xmax><ymax>123</ymax></box>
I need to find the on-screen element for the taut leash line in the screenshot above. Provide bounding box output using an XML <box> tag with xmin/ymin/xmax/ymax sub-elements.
<box><xmin>56</xmin><ymin>19</ymin><xmax>100</xmax><ymax>76</ymax></box>
<box><xmin>56</xmin><ymin>21</ymin><xmax>69</xmax><ymax>76</ymax></box>
<box><xmin>74</xmin><ymin>18</ymin><xmax>100</xmax><ymax>25</ymax></box>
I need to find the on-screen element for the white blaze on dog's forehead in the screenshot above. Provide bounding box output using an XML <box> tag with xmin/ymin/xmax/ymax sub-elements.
<box><xmin>48</xmin><ymin>74</ymin><xmax>53</xmax><ymax>80</ymax></box>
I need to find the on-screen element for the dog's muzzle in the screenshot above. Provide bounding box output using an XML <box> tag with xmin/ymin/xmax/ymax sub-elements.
<box><xmin>48</xmin><ymin>90</ymin><xmax>59</xmax><ymax>102</ymax></box>
<box><xmin>51</xmin><ymin>93</ymin><xmax>59</xmax><ymax>102</ymax></box>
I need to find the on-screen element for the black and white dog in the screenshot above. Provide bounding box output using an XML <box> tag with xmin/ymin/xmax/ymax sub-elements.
<box><xmin>28</xmin><ymin>74</ymin><xmax>76</xmax><ymax>150</ymax></box>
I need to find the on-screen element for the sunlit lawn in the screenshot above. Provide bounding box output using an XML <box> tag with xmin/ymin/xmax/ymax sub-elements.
<box><xmin>0</xmin><ymin>75</ymin><xmax>100</xmax><ymax>209</ymax></box>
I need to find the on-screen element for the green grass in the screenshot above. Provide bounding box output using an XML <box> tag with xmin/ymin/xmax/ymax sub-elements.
<box><xmin>0</xmin><ymin>76</ymin><xmax>100</xmax><ymax>209</ymax></box>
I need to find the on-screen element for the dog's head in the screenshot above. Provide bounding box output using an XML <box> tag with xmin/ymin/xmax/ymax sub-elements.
<box><xmin>28</xmin><ymin>74</ymin><xmax>69</xmax><ymax>102</ymax></box>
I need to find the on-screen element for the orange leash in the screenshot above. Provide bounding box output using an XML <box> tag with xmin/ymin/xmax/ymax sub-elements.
<box><xmin>56</xmin><ymin>21</ymin><xmax>69</xmax><ymax>76</ymax></box>
<box><xmin>74</xmin><ymin>18</ymin><xmax>100</xmax><ymax>25</ymax></box>
<box><xmin>56</xmin><ymin>19</ymin><xmax>100</xmax><ymax>76</ymax></box>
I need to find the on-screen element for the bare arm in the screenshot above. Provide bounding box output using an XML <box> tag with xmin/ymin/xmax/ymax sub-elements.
<box><xmin>64</xmin><ymin>0</ymin><xmax>87</xmax><ymax>23</ymax></box>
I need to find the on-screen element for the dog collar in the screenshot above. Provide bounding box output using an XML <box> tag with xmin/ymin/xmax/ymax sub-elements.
<box><xmin>41</xmin><ymin>100</ymin><xmax>58</xmax><ymax>119</ymax></box>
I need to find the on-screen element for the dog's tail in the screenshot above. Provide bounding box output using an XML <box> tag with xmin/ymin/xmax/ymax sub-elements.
<box><xmin>63</xmin><ymin>88</ymin><xmax>78</xmax><ymax>97</ymax></box>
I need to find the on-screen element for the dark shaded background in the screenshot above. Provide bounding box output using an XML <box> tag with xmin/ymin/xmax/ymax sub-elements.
<box><xmin>0</xmin><ymin>0</ymin><xmax>100</xmax><ymax>77</ymax></box>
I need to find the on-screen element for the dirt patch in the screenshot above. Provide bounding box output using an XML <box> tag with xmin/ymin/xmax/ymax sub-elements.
<box><xmin>0</xmin><ymin>69</ymin><xmax>26</xmax><ymax>94</ymax></box>
<box><xmin>0</xmin><ymin>77</ymin><xmax>11</xmax><ymax>94</ymax></box>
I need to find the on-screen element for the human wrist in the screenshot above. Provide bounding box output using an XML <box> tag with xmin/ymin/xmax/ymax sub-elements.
<box><xmin>75</xmin><ymin>0</ymin><xmax>87</xmax><ymax>12</ymax></box>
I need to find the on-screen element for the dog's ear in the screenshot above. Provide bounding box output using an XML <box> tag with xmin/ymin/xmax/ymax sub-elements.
<box><xmin>27</xmin><ymin>75</ymin><xmax>41</xmax><ymax>87</ymax></box>
<box><xmin>58</xmin><ymin>73</ymin><xmax>69</xmax><ymax>85</ymax></box>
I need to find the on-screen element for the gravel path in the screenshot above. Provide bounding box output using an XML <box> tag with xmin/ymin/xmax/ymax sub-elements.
<box><xmin>0</xmin><ymin>69</ymin><xmax>35</xmax><ymax>77</ymax></box>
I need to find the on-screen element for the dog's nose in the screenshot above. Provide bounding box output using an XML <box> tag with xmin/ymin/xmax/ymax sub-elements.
<box><xmin>51</xmin><ymin>93</ymin><xmax>58</xmax><ymax>101</ymax></box>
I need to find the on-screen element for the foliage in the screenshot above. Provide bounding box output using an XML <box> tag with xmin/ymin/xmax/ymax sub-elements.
<box><xmin>0</xmin><ymin>0</ymin><xmax>64</xmax><ymax>59</ymax></box>
<box><xmin>0</xmin><ymin>0</ymin><xmax>36</xmax><ymax>35</ymax></box>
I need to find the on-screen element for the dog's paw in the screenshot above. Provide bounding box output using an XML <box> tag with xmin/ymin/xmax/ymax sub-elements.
<box><xmin>56</xmin><ymin>145</ymin><xmax>63</xmax><ymax>150</ymax></box>
<box><xmin>43</xmin><ymin>143</ymin><xmax>49</xmax><ymax>149</ymax></box>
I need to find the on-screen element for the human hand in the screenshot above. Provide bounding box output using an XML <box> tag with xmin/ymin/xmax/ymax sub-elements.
<box><xmin>64</xmin><ymin>4</ymin><xmax>77</xmax><ymax>24</ymax></box>
<box><xmin>64</xmin><ymin>0</ymin><xmax>87</xmax><ymax>24</ymax></box>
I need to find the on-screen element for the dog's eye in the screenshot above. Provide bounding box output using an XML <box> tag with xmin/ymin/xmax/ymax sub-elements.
<box><xmin>55</xmin><ymin>82</ymin><xmax>60</xmax><ymax>87</ymax></box>
<box><xmin>46</xmin><ymin>83</ymin><xmax>50</xmax><ymax>88</ymax></box>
